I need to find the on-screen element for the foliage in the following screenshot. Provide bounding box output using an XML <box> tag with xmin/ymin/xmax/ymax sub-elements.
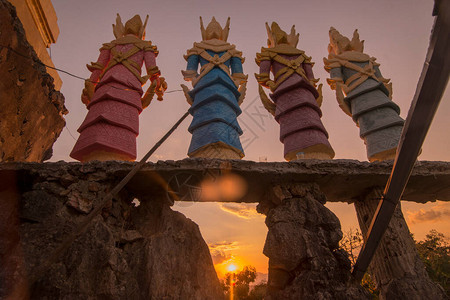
<box><xmin>415</xmin><ymin>229</ymin><xmax>450</xmax><ymax>295</ymax></box>
<box><xmin>341</xmin><ymin>228</ymin><xmax>450</xmax><ymax>298</ymax></box>
<box><xmin>221</xmin><ymin>265</ymin><xmax>266</xmax><ymax>300</ymax></box>
<box><xmin>340</xmin><ymin>227</ymin><xmax>363</xmax><ymax>265</ymax></box>
<box><xmin>340</xmin><ymin>227</ymin><xmax>379</xmax><ymax>298</ymax></box>
<box><xmin>247</xmin><ymin>282</ymin><xmax>267</xmax><ymax>300</ymax></box>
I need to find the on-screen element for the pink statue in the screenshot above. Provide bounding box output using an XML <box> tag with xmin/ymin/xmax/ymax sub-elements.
<box><xmin>70</xmin><ymin>14</ymin><xmax>166</xmax><ymax>162</ymax></box>
<box><xmin>255</xmin><ymin>23</ymin><xmax>334</xmax><ymax>161</ymax></box>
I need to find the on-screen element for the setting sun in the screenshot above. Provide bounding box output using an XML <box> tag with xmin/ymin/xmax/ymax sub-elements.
<box><xmin>212</xmin><ymin>255</ymin><xmax>250</xmax><ymax>279</ymax></box>
<box><xmin>227</xmin><ymin>264</ymin><xmax>237</xmax><ymax>272</ymax></box>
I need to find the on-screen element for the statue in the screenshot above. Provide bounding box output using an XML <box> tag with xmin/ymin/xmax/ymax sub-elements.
<box><xmin>255</xmin><ymin>22</ymin><xmax>334</xmax><ymax>161</ymax></box>
<box><xmin>181</xmin><ymin>17</ymin><xmax>247</xmax><ymax>159</ymax></box>
<box><xmin>324</xmin><ymin>27</ymin><xmax>404</xmax><ymax>162</ymax></box>
<box><xmin>70</xmin><ymin>14</ymin><xmax>166</xmax><ymax>162</ymax></box>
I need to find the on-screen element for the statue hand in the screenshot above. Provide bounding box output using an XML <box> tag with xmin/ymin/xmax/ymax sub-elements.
<box><xmin>155</xmin><ymin>77</ymin><xmax>167</xmax><ymax>101</ymax></box>
<box><xmin>81</xmin><ymin>80</ymin><xmax>95</xmax><ymax>106</ymax></box>
<box><xmin>267</xmin><ymin>80</ymin><xmax>276</xmax><ymax>91</ymax></box>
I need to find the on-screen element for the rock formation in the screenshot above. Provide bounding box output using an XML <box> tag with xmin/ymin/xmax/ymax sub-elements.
<box><xmin>355</xmin><ymin>189</ymin><xmax>447</xmax><ymax>299</ymax></box>
<box><xmin>257</xmin><ymin>183</ymin><xmax>371</xmax><ymax>299</ymax></box>
<box><xmin>0</xmin><ymin>161</ymin><xmax>223</xmax><ymax>299</ymax></box>
<box><xmin>0</xmin><ymin>0</ymin><xmax>67</xmax><ymax>162</ymax></box>
<box><xmin>1</xmin><ymin>160</ymin><xmax>449</xmax><ymax>299</ymax></box>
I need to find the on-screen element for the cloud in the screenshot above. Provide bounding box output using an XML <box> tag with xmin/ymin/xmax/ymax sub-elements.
<box><xmin>219</xmin><ymin>203</ymin><xmax>264</xmax><ymax>219</ymax></box>
<box><xmin>407</xmin><ymin>203</ymin><xmax>450</xmax><ymax>224</ymax></box>
<box><xmin>208</xmin><ymin>241</ymin><xmax>239</xmax><ymax>264</ymax></box>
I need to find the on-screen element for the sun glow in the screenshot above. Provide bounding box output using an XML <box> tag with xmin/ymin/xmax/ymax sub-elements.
<box><xmin>227</xmin><ymin>263</ymin><xmax>237</xmax><ymax>272</ymax></box>
<box><xmin>214</xmin><ymin>256</ymin><xmax>249</xmax><ymax>279</ymax></box>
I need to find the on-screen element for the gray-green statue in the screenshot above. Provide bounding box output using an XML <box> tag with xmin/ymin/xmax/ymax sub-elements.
<box><xmin>324</xmin><ymin>27</ymin><xmax>404</xmax><ymax>162</ymax></box>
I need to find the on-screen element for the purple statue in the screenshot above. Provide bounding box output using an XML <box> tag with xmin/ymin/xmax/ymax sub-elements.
<box><xmin>70</xmin><ymin>14</ymin><xmax>166</xmax><ymax>162</ymax></box>
<box><xmin>255</xmin><ymin>22</ymin><xmax>335</xmax><ymax>161</ymax></box>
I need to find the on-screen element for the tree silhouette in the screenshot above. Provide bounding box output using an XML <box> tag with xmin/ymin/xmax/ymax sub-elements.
<box><xmin>341</xmin><ymin>228</ymin><xmax>450</xmax><ymax>297</ymax></box>
<box><xmin>221</xmin><ymin>265</ymin><xmax>266</xmax><ymax>299</ymax></box>
<box><xmin>415</xmin><ymin>229</ymin><xmax>450</xmax><ymax>296</ymax></box>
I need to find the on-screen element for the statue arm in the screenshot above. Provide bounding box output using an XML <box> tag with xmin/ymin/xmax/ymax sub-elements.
<box><xmin>326</xmin><ymin>67</ymin><xmax>352</xmax><ymax>116</ymax></box>
<box><xmin>374</xmin><ymin>65</ymin><xmax>393</xmax><ymax>99</ymax></box>
<box><xmin>230</xmin><ymin>57</ymin><xmax>247</xmax><ymax>85</ymax></box>
<box><xmin>303</xmin><ymin>62</ymin><xmax>320</xmax><ymax>88</ymax></box>
<box><xmin>143</xmin><ymin>50</ymin><xmax>167</xmax><ymax>103</ymax></box>
<box><xmin>88</xmin><ymin>49</ymin><xmax>111</xmax><ymax>83</ymax></box>
<box><xmin>230</xmin><ymin>56</ymin><xmax>243</xmax><ymax>74</ymax></box>
<box><xmin>255</xmin><ymin>60</ymin><xmax>274</xmax><ymax>89</ymax></box>
<box><xmin>182</xmin><ymin>54</ymin><xmax>199</xmax><ymax>81</ymax></box>
<box><xmin>82</xmin><ymin>49</ymin><xmax>111</xmax><ymax>106</ymax></box>
<box><xmin>303</xmin><ymin>62</ymin><xmax>314</xmax><ymax>80</ymax></box>
<box><xmin>144</xmin><ymin>51</ymin><xmax>161</xmax><ymax>81</ymax></box>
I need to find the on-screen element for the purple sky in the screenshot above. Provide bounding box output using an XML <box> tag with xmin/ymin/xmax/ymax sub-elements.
<box><xmin>48</xmin><ymin>0</ymin><xmax>449</xmax><ymax>274</ymax></box>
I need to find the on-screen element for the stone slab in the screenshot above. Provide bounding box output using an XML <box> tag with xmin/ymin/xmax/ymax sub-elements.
<box><xmin>1</xmin><ymin>159</ymin><xmax>449</xmax><ymax>203</ymax></box>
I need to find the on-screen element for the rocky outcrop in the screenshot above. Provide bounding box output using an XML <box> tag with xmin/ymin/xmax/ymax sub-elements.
<box><xmin>258</xmin><ymin>183</ymin><xmax>371</xmax><ymax>299</ymax></box>
<box><xmin>0</xmin><ymin>162</ymin><xmax>223</xmax><ymax>299</ymax></box>
<box><xmin>355</xmin><ymin>189</ymin><xmax>447</xmax><ymax>300</ymax></box>
<box><xmin>0</xmin><ymin>0</ymin><xmax>67</xmax><ymax>162</ymax></box>
<box><xmin>1</xmin><ymin>159</ymin><xmax>449</xmax><ymax>299</ymax></box>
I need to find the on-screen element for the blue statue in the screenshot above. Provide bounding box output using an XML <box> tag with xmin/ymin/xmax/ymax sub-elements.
<box><xmin>181</xmin><ymin>17</ymin><xmax>247</xmax><ymax>159</ymax></box>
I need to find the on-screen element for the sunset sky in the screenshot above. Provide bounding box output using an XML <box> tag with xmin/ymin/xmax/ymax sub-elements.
<box><xmin>46</xmin><ymin>0</ymin><xmax>449</xmax><ymax>277</ymax></box>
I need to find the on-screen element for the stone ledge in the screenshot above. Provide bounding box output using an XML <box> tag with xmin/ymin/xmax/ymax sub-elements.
<box><xmin>1</xmin><ymin>159</ymin><xmax>449</xmax><ymax>203</ymax></box>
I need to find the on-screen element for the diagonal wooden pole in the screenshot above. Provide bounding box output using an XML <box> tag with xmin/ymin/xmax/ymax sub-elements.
<box><xmin>29</xmin><ymin>111</ymin><xmax>190</xmax><ymax>285</ymax></box>
<box><xmin>352</xmin><ymin>0</ymin><xmax>450</xmax><ymax>281</ymax></box>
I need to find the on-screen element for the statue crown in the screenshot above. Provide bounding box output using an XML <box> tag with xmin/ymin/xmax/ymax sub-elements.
<box><xmin>265</xmin><ymin>22</ymin><xmax>299</xmax><ymax>48</ymax></box>
<box><xmin>328</xmin><ymin>27</ymin><xmax>364</xmax><ymax>55</ymax></box>
<box><xmin>200</xmin><ymin>16</ymin><xmax>230</xmax><ymax>42</ymax></box>
<box><xmin>113</xmin><ymin>14</ymin><xmax>149</xmax><ymax>40</ymax></box>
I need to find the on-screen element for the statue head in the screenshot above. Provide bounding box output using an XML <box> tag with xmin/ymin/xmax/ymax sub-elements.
<box><xmin>265</xmin><ymin>22</ymin><xmax>299</xmax><ymax>48</ymax></box>
<box><xmin>200</xmin><ymin>16</ymin><xmax>230</xmax><ymax>41</ymax></box>
<box><xmin>113</xmin><ymin>14</ymin><xmax>148</xmax><ymax>39</ymax></box>
<box><xmin>124</xmin><ymin>15</ymin><xmax>143</xmax><ymax>36</ymax></box>
<box><xmin>328</xmin><ymin>27</ymin><xmax>364</xmax><ymax>55</ymax></box>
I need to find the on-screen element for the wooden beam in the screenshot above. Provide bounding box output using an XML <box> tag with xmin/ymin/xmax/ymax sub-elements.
<box><xmin>352</xmin><ymin>0</ymin><xmax>450</xmax><ymax>281</ymax></box>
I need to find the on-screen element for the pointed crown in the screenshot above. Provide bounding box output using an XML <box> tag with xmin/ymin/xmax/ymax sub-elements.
<box><xmin>200</xmin><ymin>16</ymin><xmax>230</xmax><ymax>41</ymax></box>
<box><xmin>113</xmin><ymin>14</ymin><xmax>149</xmax><ymax>39</ymax></box>
<box><xmin>328</xmin><ymin>27</ymin><xmax>364</xmax><ymax>55</ymax></box>
<box><xmin>266</xmin><ymin>22</ymin><xmax>299</xmax><ymax>48</ymax></box>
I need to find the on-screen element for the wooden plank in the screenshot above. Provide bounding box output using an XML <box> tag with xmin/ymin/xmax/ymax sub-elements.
<box><xmin>352</xmin><ymin>0</ymin><xmax>450</xmax><ymax>281</ymax></box>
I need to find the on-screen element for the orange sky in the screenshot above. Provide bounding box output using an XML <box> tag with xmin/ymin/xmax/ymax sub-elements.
<box><xmin>47</xmin><ymin>0</ymin><xmax>449</xmax><ymax>276</ymax></box>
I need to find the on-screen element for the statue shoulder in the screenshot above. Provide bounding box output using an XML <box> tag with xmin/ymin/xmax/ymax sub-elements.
<box><xmin>228</xmin><ymin>45</ymin><xmax>244</xmax><ymax>62</ymax></box>
<box><xmin>184</xmin><ymin>43</ymin><xmax>202</xmax><ymax>60</ymax></box>
<box><xmin>323</xmin><ymin>54</ymin><xmax>342</xmax><ymax>70</ymax></box>
<box><xmin>255</xmin><ymin>47</ymin><xmax>276</xmax><ymax>65</ymax></box>
<box><xmin>141</xmin><ymin>40</ymin><xmax>158</xmax><ymax>55</ymax></box>
<box><xmin>301</xmin><ymin>53</ymin><xmax>313</xmax><ymax>64</ymax></box>
<box><xmin>100</xmin><ymin>42</ymin><xmax>114</xmax><ymax>51</ymax></box>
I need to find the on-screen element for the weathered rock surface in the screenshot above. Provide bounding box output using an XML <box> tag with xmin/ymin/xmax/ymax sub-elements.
<box><xmin>355</xmin><ymin>189</ymin><xmax>448</xmax><ymax>300</ymax></box>
<box><xmin>0</xmin><ymin>0</ymin><xmax>67</xmax><ymax>162</ymax></box>
<box><xmin>1</xmin><ymin>159</ymin><xmax>449</xmax><ymax>299</ymax></box>
<box><xmin>1</xmin><ymin>159</ymin><xmax>449</xmax><ymax>203</ymax></box>
<box><xmin>0</xmin><ymin>161</ymin><xmax>223</xmax><ymax>299</ymax></box>
<box><xmin>258</xmin><ymin>183</ymin><xmax>371</xmax><ymax>300</ymax></box>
